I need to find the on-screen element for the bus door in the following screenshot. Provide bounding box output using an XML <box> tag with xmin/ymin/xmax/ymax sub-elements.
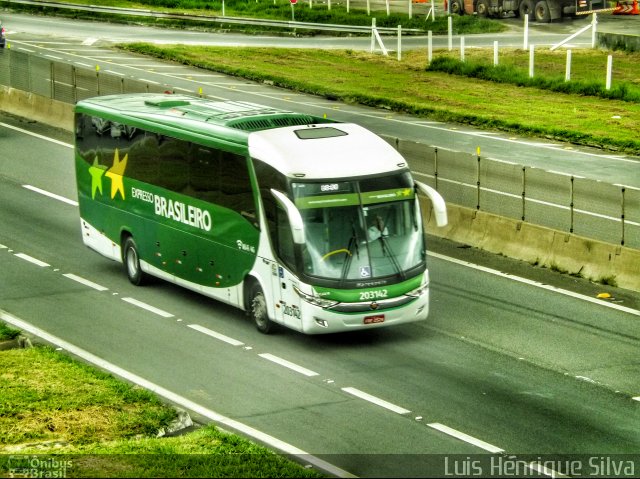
<box><xmin>270</xmin><ymin>263</ymin><xmax>302</xmax><ymax>330</ymax></box>
<box><xmin>268</xmin><ymin>202</ymin><xmax>303</xmax><ymax>330</ymax></box>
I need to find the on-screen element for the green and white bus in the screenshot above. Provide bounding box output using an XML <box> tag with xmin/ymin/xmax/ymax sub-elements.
<box><xmin>74</xmin><ymin>93</ymin><xmax>447</xmax><ymax>334</ymax></box>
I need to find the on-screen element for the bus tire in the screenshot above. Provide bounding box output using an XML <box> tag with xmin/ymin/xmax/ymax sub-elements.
<box><xmin>123</xmin><ymin>236</ymin><xmax>148</xmax><ymax>286</ymax></box>
<box><xmin>249</xmin><ymin>283</ymin><xmax>273</xmax><ymax>334</ymax></box>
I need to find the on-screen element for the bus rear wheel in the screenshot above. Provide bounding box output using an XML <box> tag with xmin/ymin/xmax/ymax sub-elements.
<box><xmin>123</xmin><ymin>236</ymin><xmax>148</xmax><ymax>286</ymax></box>
<box><xmin>249</xmin><ymin>283</ymin><xmax>273</xmax><ymax>334</ymax></box>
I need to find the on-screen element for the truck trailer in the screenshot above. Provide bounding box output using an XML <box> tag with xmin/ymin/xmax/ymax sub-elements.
<box><xmin>448</xmin><ymin>0</ymin><xmax>604</xmax><ymax>22</ymax></box>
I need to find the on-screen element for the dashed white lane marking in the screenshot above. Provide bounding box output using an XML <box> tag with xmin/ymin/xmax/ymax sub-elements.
<box><xmin>633</xmin><ymin>396</ymin><xmax>640</xmax><ymax>402</ymax></box>
<box><xmin>23</xmin><ymin>185</ymin><xmax>78</xmax><ymax>206</ymax></box>
<box><xmin>341</xmin><ymin>387</ymin><xmax>411</xmax><ymax>415</ymax></box>
<box><xmin>63</xmin><ymin>273</ymin><xmax>109</xmax><ymax>292</ymax></box>
<box><xmin>258</xmin><ymin>353</ymin><xmax>319</xmax><ymax>377</ymax></box>
<box><xmin>427</xmin><ymin>423</ymin><xmax>504</xmax><ymax>453</ymax></box>
<box><xmin>122</xmin><ymin>297</ymin><xmax>174</xmax><ymax>318</ymax></box>
<box><xmin>0</xmin><ymin>310</ymin><xmax>355</xmax><ymax>479</ymax></box>
<box><xmin>187</xmin><ymin>324</ymin><xmax>244</xmax><ymax>347</ymax></box>
<box><xmin>0</xmin><ymin>244</ymin><xmax>7</xmax><ymax>249</ymax></box>
<box><xmin>14</xmin><ymin>253</ymin><xmax>50</xmax><ymax>267</ymax></box>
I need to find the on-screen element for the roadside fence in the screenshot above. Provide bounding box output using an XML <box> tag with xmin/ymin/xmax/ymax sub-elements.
<box><xmin>0</xmin><ymin>48</ymin><xmax>637</xmax><ymax>248</ymax></box>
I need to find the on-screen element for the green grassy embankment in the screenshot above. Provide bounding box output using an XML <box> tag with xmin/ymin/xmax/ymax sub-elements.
<box><xmin>0</xmin><ymin>336</ymin><xmax>324</xmax><ymax>478</ymax></box>
<box><xmin>118</xmin><ymin>44</ymin><xmax>640</xmax><ymax>154</ymax></box>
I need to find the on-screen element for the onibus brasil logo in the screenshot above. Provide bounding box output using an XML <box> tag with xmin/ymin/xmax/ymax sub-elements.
<box><xmin>88</xmin><ymin>149</ymin><xmax>212</xmax><ymax>232</ymax></box>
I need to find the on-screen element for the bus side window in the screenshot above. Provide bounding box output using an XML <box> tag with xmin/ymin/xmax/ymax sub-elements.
<box><xmin>156</xmin><ymin>136</ymin><xmax>189</xmax><ymax>192</ymax></box>
<box><xmin>190</xmin><ymin>146</ymin><xmax>221</xmax><ymax>203</ymax></box>
<box><xmin>127</xmin><ymin>133</ymin><xmax>160</xmax><ymax>185</ymax></box>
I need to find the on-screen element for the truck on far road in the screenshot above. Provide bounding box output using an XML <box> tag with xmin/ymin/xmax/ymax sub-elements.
<box><xmin>448</xmin><ymin>0</ymin><xmax>605</xmax><ymax>22</ymax></box>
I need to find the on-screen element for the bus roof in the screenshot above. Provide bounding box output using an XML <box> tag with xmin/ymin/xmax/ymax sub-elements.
<box><xmin>76</xmin><ymin>93</ymin><xmax>408</xmax><ymax>179</ymax></box>
<box><xmin>75</xmin><ymin>93</ymin><xmax>331</xmax><ymax>135</ymax></box>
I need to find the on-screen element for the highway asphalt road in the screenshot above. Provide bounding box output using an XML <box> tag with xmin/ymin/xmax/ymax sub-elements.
<box><xmin>1</xmin><ymin>109</ymin><xmax>640</xmax><ymax>477</ymax></box>
<box><xmin>1</xmin><ymin>11</ymin><xmax>640</xmax><ymax>477</ymax></box>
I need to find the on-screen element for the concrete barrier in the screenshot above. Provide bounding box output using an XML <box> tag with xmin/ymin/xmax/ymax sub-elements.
<box><xmin>2</xmin><ymin>89</ymin><xmax>638</xmax><ymax>293</ymax></box>
<box><xmin>0</xmin><ymin>87</ymin><xmax>74</xmax><ymax>132</ymax></box>
<box><xmin>425</xmin><ymin>202</ymin><xmax>640</xmax><ymax>292</ymax></box>
<box><xmin>598</xmin><ymin>32</ymin><xmax>640</xmax><ymax>53</ymax></box>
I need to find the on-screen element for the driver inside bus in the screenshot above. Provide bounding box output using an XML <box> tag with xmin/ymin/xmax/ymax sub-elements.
<box><xmin>368</xmin><ymin>215</ymin><xmax>389</xmax><ymax>241</ymax></box>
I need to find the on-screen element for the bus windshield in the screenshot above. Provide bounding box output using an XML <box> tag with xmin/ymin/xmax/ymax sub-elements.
<box><xmin>292</xmin><ymin>172</ymin><xmax>424</xmax><ymax>284</ymax></box>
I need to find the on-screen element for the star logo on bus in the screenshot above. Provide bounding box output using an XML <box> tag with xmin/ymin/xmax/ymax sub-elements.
<box><xmin>88</xmin><ymin>156</ymin><xmax>108</xmax><ymax>199</ymax></box>
<box><xmin>105</xmin><ymin>149</ymin><xmax>129</xmax><ymax>200</ymax></box>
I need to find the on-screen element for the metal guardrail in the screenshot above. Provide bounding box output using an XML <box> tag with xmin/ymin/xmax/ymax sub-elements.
<box><xmin>0</xmin><ymin>49</ymin><xmax>637</xmax><ymax>249</ymax></box>
<box><xmin>0</xmin><ymin>0</ymin><xmax>423</xmax><ymax>34</ymax></box>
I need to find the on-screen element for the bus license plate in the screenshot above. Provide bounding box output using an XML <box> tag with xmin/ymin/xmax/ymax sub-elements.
<box><xmin>364</xmin><ymin>314</ymin><xmax>385</xmax><ymax>324</ymax></box>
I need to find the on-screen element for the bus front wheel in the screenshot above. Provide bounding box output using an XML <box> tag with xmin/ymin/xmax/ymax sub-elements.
<box><xmin>123</xmin><ymin>236</ymin><xmax>148</xmax><ymax>286</ymax></box>
<box><xmin>249</xmin><ymin>283</ymin><xmax>273</xmax><ymax>334</ymax></box>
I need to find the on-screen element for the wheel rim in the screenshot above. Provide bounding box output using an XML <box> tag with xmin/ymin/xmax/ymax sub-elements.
<box><xmin>127</xmin><ymin>247</ymin><xmax>139</xmax><ymax>278</ymax></box>
<box><xmin>252</xmin><ymin>292</ymin><xmax>268</xmax><ymax>329</ymax></box>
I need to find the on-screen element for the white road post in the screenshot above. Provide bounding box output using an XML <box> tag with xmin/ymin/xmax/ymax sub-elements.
<box><xmin>529</xmin><ymin>44</ymin><xmax>534</xmax><ymax>78</ymax></box>
<box><xmin>448</xmin><ymin>16</ymin><xmax>453</xmax><ymax>51</ymax></box>
<box><xmin>428</xmin><ymin>30</ymin><xmax>433</xmax><ymax>64</ymax></box>
<box><xmin>606</xmin><ymin>54</ymin><xmax>612</xmax><ymax>90</ymax></box>
<box><xmin>371</xmin><ymin>18</ymin><xmax>375</xmax><ymax>53</ymax></box>
<box><xmin>493</xmin><ymin>40</ymin><xmax>499</xmax><ymax>66</ymax></box>
<box><xmin>565</xmin><ymin>49</ymin><xmax>571</xmax><ymax>82</ymax></box>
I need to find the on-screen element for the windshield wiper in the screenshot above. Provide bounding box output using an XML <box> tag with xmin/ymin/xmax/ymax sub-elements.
<box><xmin>374</xmin><ymin>214</ymin><xmax>405</xmax><ymax>280</ymax></box>
<box><xmin>339</xmin><ymin>223</ymin><xmax>360</xmax><ymax>285</ymax></box>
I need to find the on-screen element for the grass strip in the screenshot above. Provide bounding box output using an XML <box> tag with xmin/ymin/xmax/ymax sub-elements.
<box><xmin>118</xmin><ymin>44</ymin><xmax>640</xmax><ymax>154</ymax></box>
<box><xmin>0</xmin><ymin>344</ymin><xmax>324</xmax><ymax>477</ymax></box>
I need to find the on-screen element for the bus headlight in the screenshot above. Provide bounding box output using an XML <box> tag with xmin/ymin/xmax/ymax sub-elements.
<box><xmin>406</xmin><ymin>282</ymin><xmax>428</xmax><ymax>298</ymax></box>
<box><xmin>293</xmin><ymin>286</ymin><xmax>339</xmax><ymax>309</ymax></box>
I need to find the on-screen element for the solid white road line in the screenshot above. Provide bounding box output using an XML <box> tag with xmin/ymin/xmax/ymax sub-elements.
<box><xmin>0</xmin><ymin>310</ymin><xmax>355</xmax><ymax>479</ymax></box>
<box><xmin>258</xmin><ymin>353</ymin><xmax>319</xmax><ymax>377</ymax></box>
<box><xmin>341</xmin><ymin>387</ymin><xmax>411</xmax><ymax>415</ymax></box>
<box><xmin>428</xmin><ymin>251</ymin><xmax>640</xmax><ymax>318</ymax></box>
<box><xmin>23</xmin><ymin>184</ymin><xmax>78</xmax><ymax>206</ymax></box>
<box><xmin>527</xmin><ymin>461</ymin><xmax>569</xmax><ymax>478</ymax></box>
<box><xmin>0</xmin><ymin>122</ymin><xmax>73</xmax><ymax>148</ymax></box>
